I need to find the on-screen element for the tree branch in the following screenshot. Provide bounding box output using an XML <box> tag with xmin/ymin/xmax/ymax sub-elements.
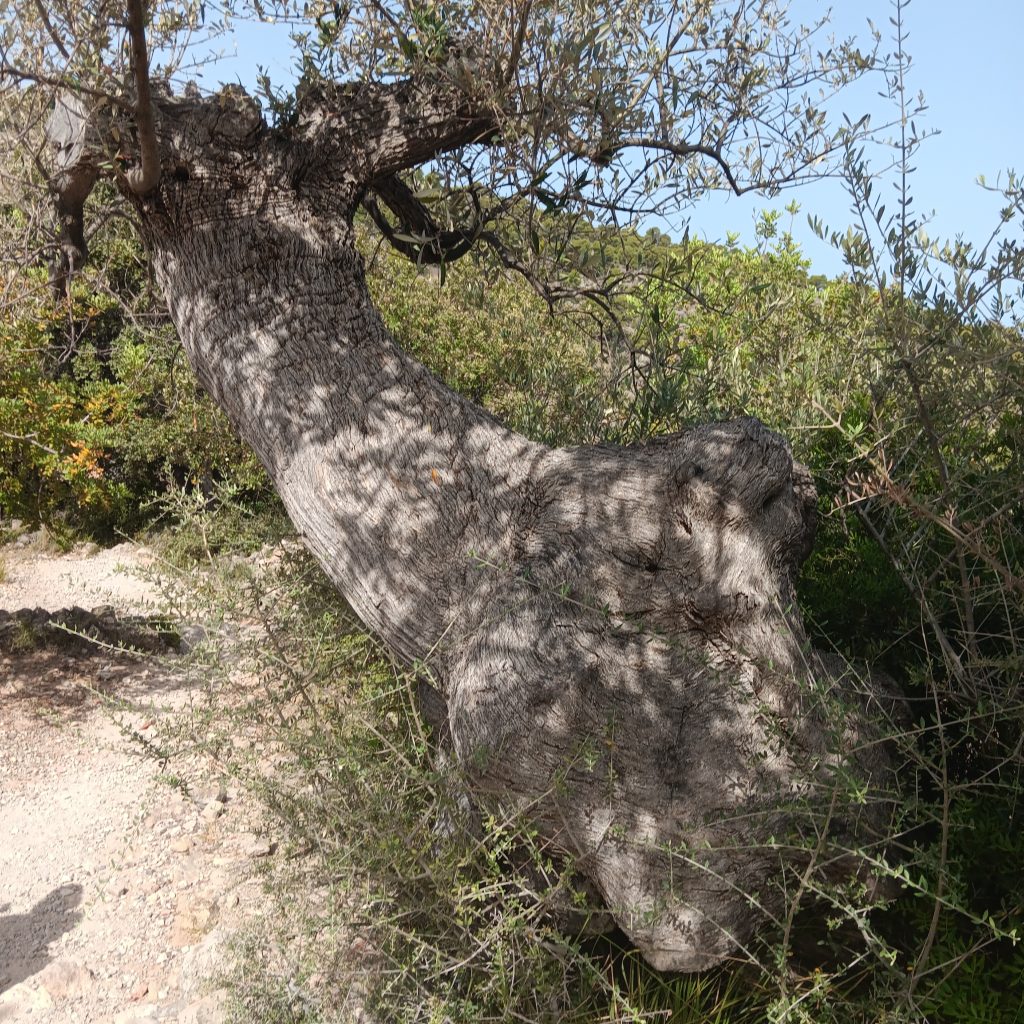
<box><xmin>505</xmin><ymin>0</ymin><xmax>532</xmax><ymax>86</ymax></box>
<box><xmin>296</xmin><ymin>74</ymin><xmax>495</xmax><ymax>185</ymax></box>
<box><xmin>476</xmin><ymin>229</ymin><xmax>625</xmax><ymax>339</ymax></box>
<box><xmin>45</xmin><ymin>92</ymin><xmax>100</xmax><ymax>296</ymax></box>
<box><xmin>596</xmin><ymin>136</ymin><xmax>747</xmax><ymax>196</ymax></box>
<box><xmin>362</xmin><ymin>175</ymin><xmax>480</xmax><ymax>265</ymax></box>
<box><xmin>0</xmin><ymin>65</ymin><xmax>133</xmax><ymax>110</ymax></box>
<box><xmin>360</xmin><ymin>176</ymin><xmax>626</xmax><ymax>342</ymax></box>
<box><xmin>32</xmin><ymin>0</ymin><xmax>71</xmax><ymax>60</ymax></box>
<box><xmin>123</xmin><ymin>0</ymin><xmax>161</xmax><ymax>195</ymax></box>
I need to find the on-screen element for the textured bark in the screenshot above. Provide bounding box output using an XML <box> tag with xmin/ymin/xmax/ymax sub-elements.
<box><xmin>46</xmin><ymin>92</ymin><xmax>100</xmax><ymax>294</ymax></box>
<box><xmin>53</xmin><ymin>82</ymin><xmax>902</xmax><ymax>971</ymax></box>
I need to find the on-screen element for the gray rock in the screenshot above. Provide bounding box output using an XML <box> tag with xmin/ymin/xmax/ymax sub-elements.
<box><xmin>37</xmin><ymin>958</ymin><xmax>96</xmax><ymax>1000</ymax></box>
<box><xmin>201</xmin><ymin>801</ymin><xmax>224</xmax><ymax>821</ymax></box>
<box><xmin>177</xmin><ymin>624</ymin><xmax>209</xmax><ymax>654</ymax></box>
<box><xmin>179</xmin><ymin>928</ymin><xmax>230</xmax><ymax>1000</ymax></box>
<box><xmin>177</xmin><ymin>989</ymin><xmax>229</xmax><ymax>1024</ymax></box>
<box><xmin>241</xmin><ymin>835</ymin><xmax>274</xmax><ymax>858</ymax></box>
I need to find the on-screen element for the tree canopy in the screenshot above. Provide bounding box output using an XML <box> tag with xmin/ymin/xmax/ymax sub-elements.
<box><xmin>1</xmin><ymin>0</ymin><xmax>886</xmax><ymax>308</ymax></box>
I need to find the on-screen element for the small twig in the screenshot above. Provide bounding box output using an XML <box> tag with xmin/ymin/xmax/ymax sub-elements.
<box><xmin>0</xmin><ymin>65</ymin><xmax>133</xmax><ymax>110</ymax></box>
<box><xmin>1</xmin><ymin>430</ymin><xmax>60</xmax><ymax>456</ymax></box>
<box><xmin>504</xmin><ymin>0</ymin><xmax>532</xmax><ymax>86</ymax></box>
<box><xmin>907</xmin><ymin>665</ymin><xmax>952</xmax><ymax>1000</ymax></box>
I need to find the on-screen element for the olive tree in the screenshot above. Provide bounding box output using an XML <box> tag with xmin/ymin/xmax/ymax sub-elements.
<box><xmin>0</xmin><ymin>0</ymin><xmax>902</xmax><ymax>970</ymax></box>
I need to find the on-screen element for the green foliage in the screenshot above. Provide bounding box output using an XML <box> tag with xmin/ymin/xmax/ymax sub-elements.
<box><xmin>882</xmin><ymin>795</ymin><xmax>1024</xmax><ymax>1024</ymax></box>
<box><xmin>800</xmin><ymin>508</ymin><xmax>913</xmax><ymax>663</ymax></box>
<box><xmin>363</xmin><ymin>231</ymin><xmax>605</xmax><ymax>446</ymax></box>
<box><xmin>0</xmin><ymin>233</ymin><xmax>266</xmax><ymax>539</ymax></box>
<box><xmin>151</xmin><ymin>479</ymin><xmax>291</xmax><ymax>566</ymax></box>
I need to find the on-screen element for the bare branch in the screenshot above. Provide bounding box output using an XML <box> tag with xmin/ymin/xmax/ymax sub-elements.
<box><xmin>477</xmin><ymin>228</ymin><xmax>624</xmax><ymax>338</ymax></box>
<box><xmin>505</xmin><ymin>0</ymin><xmax>532</xmax><ymax>86</ymax></box>
<box><xmin>604</xmin><ymin>136</ymin><xmax>747</xmax><ymax>195</ymax></box>
<box><xmin>0</xmin><ymin>65</ymin><xmax>132</xmax><ymax>111</ymax></box>
<box><xmin>0</xmin><ymin>431</ymin><xmax>60</xmax><ymax>457</ymax></box>
<box><xmin>32</xmin><ymin>0</ymin><xmax>71</xmax><ymax>60</ymax></box>
<box><xmin>124</xmin><ymin>0</ymin><xmax>161</xmax><ymax>195</ymax></box>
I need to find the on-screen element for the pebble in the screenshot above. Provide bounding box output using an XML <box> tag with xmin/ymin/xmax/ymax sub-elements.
<box><xmin>202</xmin><ymin>801</ymin><xmax>224</xmax><ymax>821</ymax></box>
<box><xmin>242</xmin><ymin>835</ymin><xmax>274</xmax><ymax>858</ymax></box>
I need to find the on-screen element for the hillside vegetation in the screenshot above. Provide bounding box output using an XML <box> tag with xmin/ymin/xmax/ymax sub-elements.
<box><xmin>2</xmin><ymin>191</ymin><xmax>1023</xmax><ymax>1021</ymax></box>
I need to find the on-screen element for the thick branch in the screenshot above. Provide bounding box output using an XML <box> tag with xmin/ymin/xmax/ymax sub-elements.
<box><xmin>296</xmin><ymin>74</ymin><xmax>494</xmax><ymax>184</ymax></box>
<box><xmin>124</xmin><ymin>0</ymin><xmax>161</xmax><ymax>195</ymax></box>
<box><xmin>45</xmin><ymin>92</ymin><xmax>100</xmax><ymax>295</ymax></box>
<box><xmin>362</xmin><ymin>175</ymin><xmax>479</xmax><ymax>265</ymax></box>
<box><xmin>123</xmin><ymin>0</ymin><xmax>159</xmax><ymax>195</ymax></box>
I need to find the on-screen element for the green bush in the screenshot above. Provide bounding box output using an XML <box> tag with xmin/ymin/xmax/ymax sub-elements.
<box><xmin>0</xmin><ymin>246</ymin><xmax>266</xmax><ymax>540</ymax></box>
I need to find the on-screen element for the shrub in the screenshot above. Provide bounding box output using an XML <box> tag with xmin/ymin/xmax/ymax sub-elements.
<box><xmin>363</xmin><ymin>230</ymin><xmax>606</xmax><ymax>446</ymax></box>
<box><xmin>0</xmin><ymin>236</ymin><xmax>266</xmax><ymax>539</ymax></box>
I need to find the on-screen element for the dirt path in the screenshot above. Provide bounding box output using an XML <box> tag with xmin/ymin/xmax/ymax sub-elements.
<box><xmin>0</xmin><ymin>537</ymin><xmax>270</xmax><ymax>1023</ymax></box>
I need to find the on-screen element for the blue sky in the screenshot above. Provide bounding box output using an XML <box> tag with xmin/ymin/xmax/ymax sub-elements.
<box><xmin>701</xmin><ymin>0</ymin><xmax>1024</xmax><ymax>277</ymax></box>
<box><xmin>186</xmin><ymin>1</ymin><xmax>1022</xmax><ymax>279</ymax></box>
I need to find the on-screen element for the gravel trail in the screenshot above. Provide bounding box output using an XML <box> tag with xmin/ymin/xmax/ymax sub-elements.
<box><xmin>0</xmin><ymin>537</ymin><xmax>269</xmax><ymax>1024</ymax></box>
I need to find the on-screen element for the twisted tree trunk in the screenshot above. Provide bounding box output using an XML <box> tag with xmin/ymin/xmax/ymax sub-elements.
<box><xmin>52</xmin><ymin>81</ymin><xmax>901</xmax><ymax>971</ymax></box>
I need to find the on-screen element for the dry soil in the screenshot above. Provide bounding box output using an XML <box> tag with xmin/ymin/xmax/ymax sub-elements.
<box><xmin>0</xmin><ymin>536</ymin><xmax>272</xmax><ymax>1023</ymax></box>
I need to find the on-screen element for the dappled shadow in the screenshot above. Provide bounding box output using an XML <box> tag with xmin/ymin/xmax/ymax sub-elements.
<box><xmin>445</xmin><ymin>551</ymin><xmax>904</xmax><ymax>969</ymax></box>
<box><xmin>0</xmin><ymin>606</ymin><xmax>187</xmax><ymax>723</ymax></box>
<box><xmin>0</xmin><ymin>885</ymin><xmax>83</xmax><ymax>995</ymax></box>
<box><xmin>139</xmin><ymin>104</ymin><xmax>906</xmax><ymax>971</ymax></box>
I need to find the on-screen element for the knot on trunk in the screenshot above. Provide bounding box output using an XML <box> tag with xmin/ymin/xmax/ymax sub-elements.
<box><xmin>448</xmin><ymin>573</ymin><xmax>903</xmax><ymax>970</ymax></box>
<box><xmin>667</xmin><ymin>416</ymin><xmax>816</xmax><ymax>576</ymax></box>
<box><xmin>442</xmin><ymin>417</ymin><xmax>896</xmax><ymax>971</ymax></box>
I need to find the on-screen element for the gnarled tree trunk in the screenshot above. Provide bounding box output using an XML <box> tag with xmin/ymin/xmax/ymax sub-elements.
<box><xmin>53</xmin><ymin>80</ymin><xmax>901</xmax><ymax>971</ymax></box>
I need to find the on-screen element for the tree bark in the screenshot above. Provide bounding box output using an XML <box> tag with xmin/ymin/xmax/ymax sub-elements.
<box><xmin>57</xmin><ymin>82</ymin><xmax>902</xmax><ymax>971</ymax></box>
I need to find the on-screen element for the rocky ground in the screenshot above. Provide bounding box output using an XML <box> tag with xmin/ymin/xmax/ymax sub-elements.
<box><xmin>0</xmin><ymin>535</ymin><xmax>275</xmax><ymax>1023</ymax></box>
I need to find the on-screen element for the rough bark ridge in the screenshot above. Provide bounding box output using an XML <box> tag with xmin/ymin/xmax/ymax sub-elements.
<box><xmin>54</xmin><ymin>79</ymin><xmax>901</xmax><ymax>971</ymax></box>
